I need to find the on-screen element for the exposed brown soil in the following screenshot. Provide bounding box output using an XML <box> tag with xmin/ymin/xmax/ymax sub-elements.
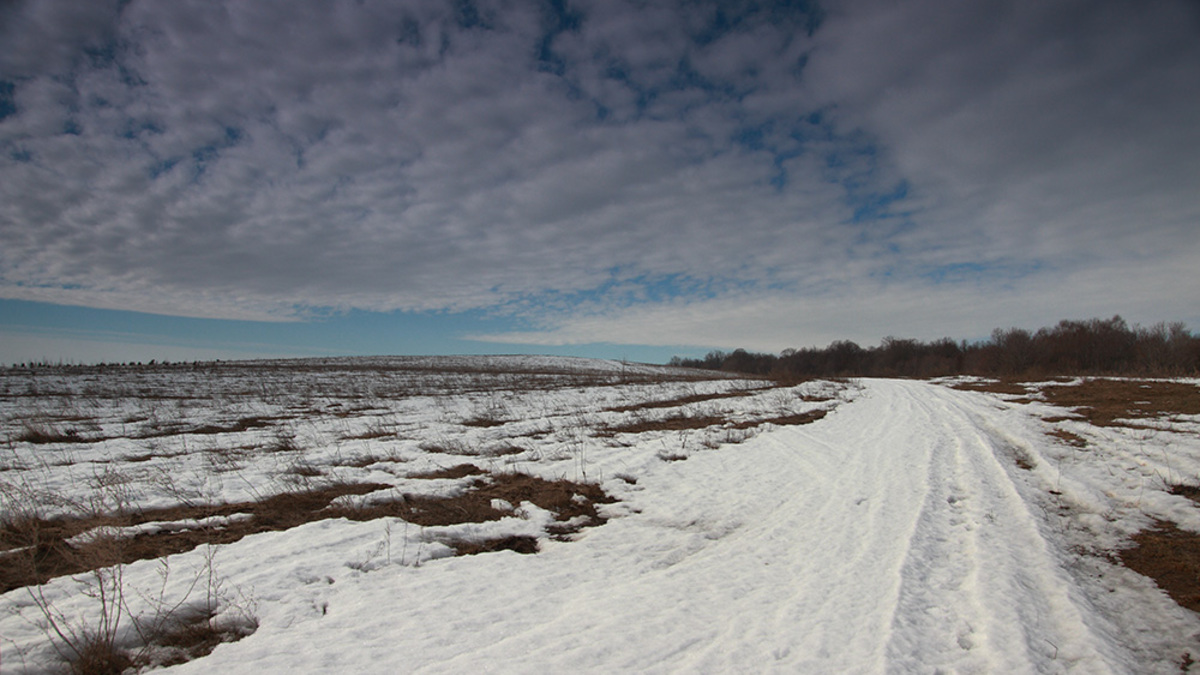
<box><xmin>0</xmin><ymin>472</ymin><xmax>613</xmax><ymax>594</ymax></box>
<box><xmin>1119</xmin><ymin>520</ymin><xmax>1200</xmax><ymax>613</ymax></box>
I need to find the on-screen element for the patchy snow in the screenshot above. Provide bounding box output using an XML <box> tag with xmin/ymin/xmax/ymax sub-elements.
<box><xmin>2</xmin><ymin>360</ymin><xmax>1200</xmax><ymax>672</ymax></box>
<box><xmin>64</xmin><ymin>514</ymin><xmax>256</xmax><ymax>547</ymax></box>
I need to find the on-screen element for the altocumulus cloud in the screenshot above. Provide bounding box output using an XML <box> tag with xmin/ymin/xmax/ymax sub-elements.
<box><xmin>1</xmin><ymin>0</ymin><xmax>1197</xmax><ymax>352</ymax></box>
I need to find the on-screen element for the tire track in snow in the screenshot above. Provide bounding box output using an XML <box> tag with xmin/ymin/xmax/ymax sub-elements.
<box><xmin>880</xmin><ymin>380</ymin><xmax>1125</xmax><ymax>673</ymax></box>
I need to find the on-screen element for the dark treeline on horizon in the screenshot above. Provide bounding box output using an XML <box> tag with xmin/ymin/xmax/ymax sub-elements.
<box><xmin>670</xmin><ymin>316</ymin><xmax>1200</xmax><ymax>378</ymax></box>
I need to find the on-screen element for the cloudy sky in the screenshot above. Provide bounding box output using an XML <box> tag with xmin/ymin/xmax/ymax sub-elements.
<box><xmin>1</xmin><ymin>0</ymin><xmax>1197</xmax><ymax>364</ymax></box>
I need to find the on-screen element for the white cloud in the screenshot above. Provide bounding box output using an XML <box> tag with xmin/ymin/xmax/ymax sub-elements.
<box><xmin>803</xmin><ymin>0</ymin><xmax>1200</xmax><ymax>264</ymax></box>
<box><xmin>472</xmin><ymin>249</ymin><xmax>1200</xmax><ymax>351</ymax></box>
<box><xmin>0</xmin><ymin>0</ymin><xmax>1196</xmax><ymax>349</ymax></box>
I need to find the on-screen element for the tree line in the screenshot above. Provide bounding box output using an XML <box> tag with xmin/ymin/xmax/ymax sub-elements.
<box><xmin>668</xmin><ymin>316</ymin><xmax>1199</xmax><ymax>378</ymax></box>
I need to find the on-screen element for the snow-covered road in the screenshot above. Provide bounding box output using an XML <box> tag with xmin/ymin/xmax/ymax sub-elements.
<box><xmin>156</xmin><ymin>378</ymin><xmax>1197</xmax><ymax>673</ymax></box>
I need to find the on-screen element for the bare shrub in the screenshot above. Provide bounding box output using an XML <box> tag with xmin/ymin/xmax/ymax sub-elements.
<box><xmin>7</xmin><ymin>482</ymin><xmax>258</xmax><ymax>674</ymax></box>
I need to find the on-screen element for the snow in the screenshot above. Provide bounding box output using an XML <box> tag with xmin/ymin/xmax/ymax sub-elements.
<box><xmin>64</xmin><ymin>514</ymin><xmax>255</xmax><ymax>547</ymax></box>
<box><xmin>2</xmin><ymin>361</ymin><xmax>1199</xmax><ymax>673</ymax></box>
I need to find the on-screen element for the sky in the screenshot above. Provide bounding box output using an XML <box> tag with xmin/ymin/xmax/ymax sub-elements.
<box><xmin>1</xmin><ymin>0</ymin><xmax>1198</xmax><ymax>365</ymax></box>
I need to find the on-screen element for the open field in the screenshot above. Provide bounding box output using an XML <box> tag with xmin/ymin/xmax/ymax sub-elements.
<box><xmin>2</xmin><ymin>357</ymin><xmax>1200</xmax><ymax>672</ymax></box>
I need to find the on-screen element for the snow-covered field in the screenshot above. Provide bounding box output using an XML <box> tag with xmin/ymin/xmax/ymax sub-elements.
<box><xmin>2</xmin><ymin>357</ymin><xmax>1200</xmax><ymax>673</ymax></box>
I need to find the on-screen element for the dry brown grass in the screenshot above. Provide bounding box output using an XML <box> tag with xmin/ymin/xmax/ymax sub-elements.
<box><xmin>461</xmin><ymin>415</ymin><xmax>508</xmax><ymax>428</ymax></box>
<box><xmin>955</xmin><ymin>376</ymin><xmax>1200</xmax><ymax>621</ymax></box>
<box><xmin>733</xmin><ymin>410</ymin><xmax>828</xmax><ymax>429</ymax></box>
<box><xmin>1039</xmin><ymin>379</ymin><xmax>1200</xmax><ymax>427</ymax></box>
<box><xmin>340</xmin><ymin>427</ymin><xmax>396</xmax><ymax>441</ymax></box>
<box><xmin>1031</xmin><ymin>380</ymin><xmax>1200</xmax><ymax>617</ymax></box>
<box><xmin>599</xmin><ymin>414</ymin><xmax>729</xmax><ymax>436</ymax></box>
<box><xmin>484</xmin><ymin>444</ymin><xmax>527</xmax><ymax>457</ymax></box>
<box><xmin>330</xmin><ymin>472</ymin><xmax>612</xmax><ymax>537</ymax></box>
<box><xmin>149</xmin><ymin>606</ymin><xmax>254</xmax><ymax>668</ymax></box>
<box><xmin>184</xmin><ymin>416</ymin><xmax>280</xmax><ymax>436</ymax></box>
<box><xmin>66</xmin><ymin>637</ymin><xmax>138</xmax><ymax>675</ymax></box>
<box><xmin>450</xmin><ymin>535</ymin><xmax>539</xmax><ymax>555</ymax></box>
<box><xmin>955</xmin><ymin>378</ymin><xmax>1200</xmax><ymax>429</ymax></box>
<box><xmin>406</xmin><ymin>464</ymin><xmax>487</xmax><ymax>480</ymax></box>
<box><xmin>0</xmin><ymin>470</ymin><xmax>614</xmax><ymax>594</ymax></box>
<box><xmin>15</xmin><ymin>421</ymin><xmax>86</xmax><ymax>444</ymax></box>
<box><xmin>600</xmin><ymin>405</ymin><xmax>830</xmax><ymax>437</ymax></box>
<box><xmin>951</xmin><ymin>379</ymin><xmax>1036</xmax><ymax>396</ymax></box>
<box><xmin>606</xmin><ymin>390</ymin><xmax>757</xmax><ymax>413</ymax></box>
<box><xmin>1046</xmin><ymin>428</ymin><xmax>1088</xmax><ymax>448</ymax></box>
<box><xmin>0</xmin><ymin>482</ymin><xmax>389</xmax><ymax>594</ymax></box>
<box><xmin>332</xmin><ymin>452</ymin><xmax>399</xmax><ymax>468</ymax></box>
<box><xmin>418</xmin><ymin>439</ymin><xmax>475</xmax><ymax>455</ymax></box>
<box><xmin>1171</xmin><ymin>484</ymin><xmax>1200</xmax><ymax>503</ymax></box>
<box><xmin>11</xmin><ymin>415</ymin><xmax>289</xmax><ymax>447</ymax></box>
<box><xmin>1119</xmin><ymin>520</ymin><xmax>1200</xmax><ymax>613</ymax></box>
